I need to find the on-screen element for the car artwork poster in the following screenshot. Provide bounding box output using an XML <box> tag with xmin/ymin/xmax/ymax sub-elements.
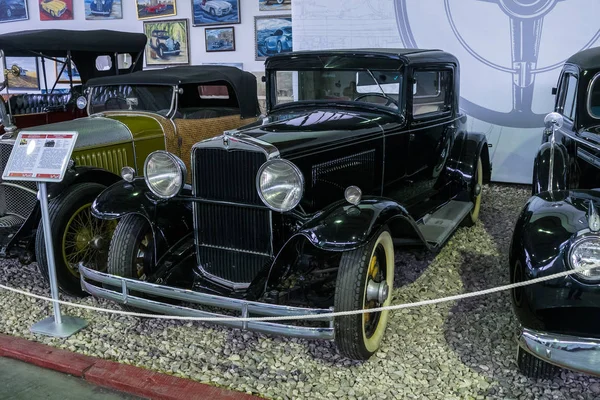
<box><xmin>4</xmin><ymin>57</ymin><xmax>39</xmax><ymax>90</ymax></box>
<box><xmin>254</xmin><ymin>15</ymin><xmax>292</xmax><ymax>61</ymax></box>
<box><xmin>84</xmin><ymin>0</ymin><xmax>122</xmax><ymax>19</ymax></box>
<box><xmin>0</xmin><ymin>0</ymin><xmax>28</xmax><ymax>23</ymax></box>
<box><xmin>258</xmin><ymin>0</ymin><xmax>290</xmax><ymax>11</ymax></box>
<box><xmin>205</xmin><ymin>26</ymin><xmax>235</xmax><ymax>52</ymax></box>
<box><xmin>136</xmin><ymin>0</ymin><xmax>176</xmax><ymax>20</ymax></box>
<box><xmin>192</xmin><ymin>0</ymin><xmax>239</xmax><ymax>27</ymax></box>
<box><xmin>143</xmin><ymin>18</ymin><xmax>189</xmax><ymax>66</ymax></box>
<box><xmin>39</xmin><ymin>0</ymin><xmax>73</xmax><ymax>20</ymax></box>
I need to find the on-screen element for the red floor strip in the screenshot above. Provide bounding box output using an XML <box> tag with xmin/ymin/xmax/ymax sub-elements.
<box><xmin>0</xmin><ymin>334</ymin><xmax>262</xmax><ymax>400</ymax></box>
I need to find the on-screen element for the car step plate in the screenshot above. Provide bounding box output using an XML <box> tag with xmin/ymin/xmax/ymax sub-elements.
<box><xmin>416</xmin><ymin>200</ymin><xmax>473</xmax><ymax>247</ymax></box>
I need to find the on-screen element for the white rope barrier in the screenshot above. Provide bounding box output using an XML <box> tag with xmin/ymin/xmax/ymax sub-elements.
<box><xmin>0</xmin><ymin>265</ymin><xmax>596</xmax><ymax>323</ymax></box>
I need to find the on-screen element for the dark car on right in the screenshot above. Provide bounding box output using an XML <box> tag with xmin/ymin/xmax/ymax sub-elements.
<box><xmin>510</xmin><ymin>47</ymin><xmax>600</xmax><ymax>378</ymax></box>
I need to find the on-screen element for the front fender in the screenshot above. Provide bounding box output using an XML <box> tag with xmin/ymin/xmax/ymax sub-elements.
<box><xmin>298</xmin><ymin>198</ymin><xmax>427</xmax><ymax>252</ymax></box>
<box><xmin>92</xmin><ymin>178</ymin><xmax>193</xmax><ymax>260</ymax></box>
<box><xmin>47</xmin><ymin>166</ymin><xmax>121</xmax><ymax>200</ymax></box>
<box><xmin>532</xmin><ymin>141</ymin><xmax>569</xmax><ymax>195</ymax></box>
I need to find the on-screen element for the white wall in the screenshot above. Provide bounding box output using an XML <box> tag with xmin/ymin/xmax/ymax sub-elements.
<box><xmin>293</xmin><ymin>0</ymin><xmax>600</xmax><ymax>184</ymax></box>
<box><xmin>0</xmin><ymin>0</ymin><xmax>289</xmax><ymax>82</ymax></box>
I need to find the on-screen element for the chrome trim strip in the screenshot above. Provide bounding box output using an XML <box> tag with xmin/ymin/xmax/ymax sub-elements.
<box><xmin>518</xmin><ymin>327</ymin><xmax>600</xmax><ymax>377</ymax></box>
<box><xmin>577</xmin><ymin>148</ymin><xmax>600</xmax><ymax>169</ymax></box>
<box><xmin>80</xmin><ymin>266</ymin><xmax>334</xmax><ymax>340</ymax></box>
<box><xmin>0</xmin><ymin>182</ymin><xmax>37</xmax><ymax>195</ymax></box>
<box><xmin>563</xmin><ymin>129</ymin><xmax>600</xmax><ymax>152</ymax></box>
<box><xmin>198</xmin><ymin>243</ymin><xmax>271</xmax><ymax>257</ymax></box>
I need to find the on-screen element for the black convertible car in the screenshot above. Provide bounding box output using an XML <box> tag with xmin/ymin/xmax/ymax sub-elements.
<box><xmin>80</xmin><ymin>49</ymin><xmax>491</xmax><ymax>360</ymax></box>
<box><xmin>511</xmin><ymin>46</ymin><xmax>600</xmax><ymax>378</ymax></box>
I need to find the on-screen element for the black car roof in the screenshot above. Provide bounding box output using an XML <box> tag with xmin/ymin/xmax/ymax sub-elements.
<box><xmin>0</xmin><ymin>29</ymin><xmax>147</xmax><ymax>56</ymax></box>
<box><xmin>0</xmin><ymin>29</ymin><xmax>148</xmax><ymax>83</ymax></box>
<box><xmin>87</xmin><ymin>65</ymin><xmax>260</xmax><ymax>118</ymax></box>
<box><xmin>566</xmin><ymin>46</ymin><xmax>600</xmax><ymax>70</ymax></box>
<box><xmin>265</xmin><ymin>48</ymin><xmax>458</xmax><ymax>69</ymax></box>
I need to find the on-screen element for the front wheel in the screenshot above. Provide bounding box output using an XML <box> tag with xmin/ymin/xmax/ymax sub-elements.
<box><xmin>35</xmin><ymin>183</ymin><xmax>114</xmax><ymax>296</ymax></box>
<box><xmin>107</xmin><ymin>214</ymin><xmax>154</xmax><ymax>312</ymax></box>
<box><xmin>462</xmin><ymin>156</ymin><xmax>483</xmax><ymax>227</ymax></box>
<box><xmin>334</xmin><ymin>228</ymin><xmax>394</xmax><ymax>360</ymax></box>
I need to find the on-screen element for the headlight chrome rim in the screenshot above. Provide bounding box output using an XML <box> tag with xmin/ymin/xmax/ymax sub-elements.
<box><xmin>568</xmin><ymin>235</ymin><xmax>600</xmax><ymax>282</ymax></box>
<box><xmin>143</xmin><ymin>150</ymin><xmax>186</xmax><ymax>199</ymax></box>
<box><xmin>256</xmin><ymin>158</ymin><xmax>304</xmax><ymax>212</ymax></box>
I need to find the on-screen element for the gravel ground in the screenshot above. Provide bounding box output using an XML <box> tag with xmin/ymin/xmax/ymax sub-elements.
<box><xmin>0</xmin><ymin>184</ymin><xmax>599</xmax><ymax>399</ymax></box>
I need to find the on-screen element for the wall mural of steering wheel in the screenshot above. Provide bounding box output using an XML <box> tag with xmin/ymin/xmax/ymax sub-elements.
<box><xmin>395</xmin><ymin>0</ymin><xmax>600</xmax><ymax>129</ymax></box>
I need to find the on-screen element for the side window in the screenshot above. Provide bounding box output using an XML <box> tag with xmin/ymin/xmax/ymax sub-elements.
<box><xmin>412</xmin><ymin>69</ymin><xmax>452</xmax><ymax>117</ymax></box>
<box><xmin>560</xmin><ymin>74</ymin><xmax>577</xmax><ymax>121</ymax></box>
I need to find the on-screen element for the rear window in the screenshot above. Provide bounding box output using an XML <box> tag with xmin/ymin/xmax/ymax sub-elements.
<box><xmin>589</xmin><ymin>74</ymin><xmax>600</xmax><ymax>118</ymax></box>
<box><xmin>198</xmin><ymin>85</ymin><xmax>229</xmax><ymax>99</ymax></box>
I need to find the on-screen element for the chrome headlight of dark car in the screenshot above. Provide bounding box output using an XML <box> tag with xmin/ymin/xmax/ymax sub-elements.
<box><xmin>144</xmin><ymin>150</ymin><xmax>186</xmax><ymax>199</ymax></box>
<box><xmin>257</xmin><ymin>159</ymin><xmax>303</xmax><ymax>212</ymax></box>
<box><xmin>569</xmin><ymin>236</ymin><xmax>600</xmax><ymax>281</ymax></box>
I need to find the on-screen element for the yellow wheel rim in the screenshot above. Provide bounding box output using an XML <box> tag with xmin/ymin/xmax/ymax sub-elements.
<box><xmin>62</xmin><ymin>202</ymin><xmax>117</xmax><ymax>277</ymax></box>
<box><xmin>470</xmin><ymin>158</ymin><xmax>483</xmax><ymax>222</ymax></box>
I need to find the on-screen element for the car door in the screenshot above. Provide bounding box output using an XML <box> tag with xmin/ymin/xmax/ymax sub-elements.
<box><xmin>398</xmin><ymin>65</ymin><xmax>457</xmax><ymax>218</ymax></box>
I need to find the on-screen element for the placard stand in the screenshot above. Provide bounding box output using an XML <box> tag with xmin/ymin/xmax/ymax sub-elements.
<box><xmin>2</xmin><ymin>131</ymin><xmax>87</xmax><ymax>338</ymax></box>
<box><xmin>30</xmin><ymin>181</ymin><xmax>88</xmax><ymax>337</ymax></box>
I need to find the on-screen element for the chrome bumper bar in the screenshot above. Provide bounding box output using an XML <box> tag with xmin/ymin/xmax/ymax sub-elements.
<box><xmin>80</xmin><ymin>265</ymin><xmax>334</xmax><ymax>340</ymax></box>
<box><xmin>518</xmin><ymin>327</ymin><xmax>600</xmax><ymax>376</ymax></box>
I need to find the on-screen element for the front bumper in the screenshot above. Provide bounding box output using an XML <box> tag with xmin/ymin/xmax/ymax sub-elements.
<box><xmin>518</xmin><ymin>327</ymin><xmax>600</xmax><ymax>376</ymax></box>
<box><xmin>80</xmin><ymin>265</ymin><xmax>334</xmax><ymax>340</ymax></box>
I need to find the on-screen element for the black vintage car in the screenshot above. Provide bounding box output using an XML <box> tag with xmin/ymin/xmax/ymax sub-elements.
<box><xmin>80</xmin><ymin>49</ymin><xmax>491</xmax><ymax>360</ymax></box>
<box><xmin>511</xmin><ymin>46</ymin><xmax>600</xmax><ymax>378</ymax></box>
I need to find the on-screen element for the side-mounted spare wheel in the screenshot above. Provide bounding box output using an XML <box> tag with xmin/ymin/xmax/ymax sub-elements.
<box><xmin>334</xmin><ymin>228</ymin><xmax>394</xmax><ymax>360</ymax></box>
<box><xmin>462</xmin><ymin>155</ymin><xmax>483</xmax><ymax>227</ymax></box>
<box><xmin>35</xmin><ymin>183</ymin><xmax>116</xmax><ymax>296</ymax></box>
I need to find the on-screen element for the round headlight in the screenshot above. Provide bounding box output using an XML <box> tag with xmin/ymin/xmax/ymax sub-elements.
<box><xmin>76</xmin><ymin>96</ymin><xmax>87</xmax><ymax>110</ymax></box>
<box><xmin>144</xmin><ymin>151</ymin><xmax>186</xmax><ymax>199</ymax></box>
<box><xmin>569</xmin><ymin>236</ymin><xmax>600</xmax><ymax>281</ymax></box>
<box><xmin>257</xmin><ymin>159</ymin><xmax>303</xmax><ymax>212</ymax></box>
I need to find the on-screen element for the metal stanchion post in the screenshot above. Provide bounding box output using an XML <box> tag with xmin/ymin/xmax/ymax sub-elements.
<box><xmin>30</xmin><ymin>182</ymin><xmax>87</xmax><ymax>337</ymax></box>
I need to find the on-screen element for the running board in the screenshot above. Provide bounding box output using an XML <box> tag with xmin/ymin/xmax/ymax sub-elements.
<box><xmin>416</xmin><ymin>200</ymin><xmax>473</xmax><ymax>247</ymax></box>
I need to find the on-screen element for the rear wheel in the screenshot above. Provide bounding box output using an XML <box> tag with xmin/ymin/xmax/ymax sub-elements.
<box><xmin>107</xmin><ymin>214</ymin><xmax>154</xmax><ymax>313</ymax></box>
<box><xmin>334</xmin><ymin>228</ymin><xmax>394</xmax><ymax>360</ymax></box>
<box><xmin>462</xmin><ymin>156</ymin><xmax>483</xmax><ymax>227</ymax></box>
<box><xmin>517</xmin><ymin>345</ymin><xmax>559</xmax><ymax>379</ymax></box>
<box><xmin>36</xmin><ymin>183</ymin><xmax>115</xmax><ymax>296</ymax></box>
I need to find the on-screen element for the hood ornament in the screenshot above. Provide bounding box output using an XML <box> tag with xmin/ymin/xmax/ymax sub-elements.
<box><xmin>222</xmin><ymin>135</ymin><xmax>230</xmax><ymax>149</ymax></box>
<box><xmin>589</xmin><ymin>201</ymin><xmax>600</xmax><ymax>233</ymax></box>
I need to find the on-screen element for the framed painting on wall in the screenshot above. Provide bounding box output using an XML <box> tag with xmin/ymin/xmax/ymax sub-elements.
<box><xmin>4</xmin><ymin>57</ymin><xmax>39</xmax><ymax>90</ymax></box>
<box><xmin>55</xmin><ymin>58</ymin><xmax>81</xmax><ymax>83</ymax></box>
<box><xmin>192</xmin><ymin>0</ymin><xmax>239</xmax><ymax>27</ymax></box>
<box><xmin>143</xmin><ymin>18</ymin><xmax>190</xmax><ymax>66</ymax></box>
<box><xmin>136</xmin><ymin>0</ymin><xmax>176</xmax><ymax>20</ymax></box>
<box><xmin>205</xmin><ymin>26</ymin><xmax>235</xmax><ymax>52</ymax></box>
<box><xmin>39</xmin><ymin>0</ymin><xmax>73</xmax><ymax>20</ymax></box>
<box><xmin>254</xmin><ymin>15</ymin><xmax>292</xmax><ymax>61</ymax></box>
<box><xmin>84</xmin><ymin>0</ymin><xmax>122</xmax><ymax>19</ymax></box>
<box><xmin>0</xmin><ymin>0</ymin><xmax>28</xmax><ymax>23</ymax></box>
<box><xmin>258</xmin><ymin>0</ymin><xmax>290</xmax><ymax>11</ymax></box>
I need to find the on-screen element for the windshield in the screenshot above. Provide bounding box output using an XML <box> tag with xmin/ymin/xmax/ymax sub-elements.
<box><xmin>89</xmin><ymin>85</ymin><xmax>174</xmax><ymax>115</ymax></box>
<box><xmin>272</xmin><ymin>69</ymin><xmax>402</xmax><ymax>111</ymax></box>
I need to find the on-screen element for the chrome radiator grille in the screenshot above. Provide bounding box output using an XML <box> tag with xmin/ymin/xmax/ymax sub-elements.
<box><xmin>192</xmin><ymin>145</ymin><xmax>272</xmax><ymax>287</ymax></box>
<box><xmin>0</xmin><ymin>143</ymin><xmax>37</xmax><ymax>221</ymax></box>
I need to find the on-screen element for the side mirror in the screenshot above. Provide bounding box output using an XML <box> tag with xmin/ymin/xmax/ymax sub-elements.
<box><xmin>544</xmin><ymin>112</ymin><xmax>563</xmax><ymax>130</ymax></box>
<box><xmin>261</xmin><ymin>76</ymin><xmax>266</xmax><ymax>83</ymax></box>
<box><xmin>551</xmin><ymin>87</ymin><xmax>557</xmax><ymax>95</ymax></box>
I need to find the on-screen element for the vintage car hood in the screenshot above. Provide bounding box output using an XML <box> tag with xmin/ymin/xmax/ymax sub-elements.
<box><xmin>20</xmin><ymin>116</ymin><xmax>132</xmax><ymax>149</ymax></box>
<box><xmin>236</xmin><ymin>108</ymin><xmax>396</xmax><ymax>157</ymax></box>
<box><xmin>519</xmin><ymin>189</ymin><xmax>600</xmax><ymax>267</ymax></box>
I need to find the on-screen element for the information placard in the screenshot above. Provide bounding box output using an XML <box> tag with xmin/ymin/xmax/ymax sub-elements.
<box><xmin>2</xmin><ymin>131</ymin><xmax>78</xmax><ymax>182</ymax></box>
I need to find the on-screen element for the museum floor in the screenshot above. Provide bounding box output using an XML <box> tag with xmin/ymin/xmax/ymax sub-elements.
<box><xmin>0</xmin><ymin>184</ymin><xmax>598</xmax><ymax>400</ymax></box>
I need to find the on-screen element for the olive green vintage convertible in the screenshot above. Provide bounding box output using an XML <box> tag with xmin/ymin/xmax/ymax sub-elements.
<box><xmin>0</xmin><ymin>66</ymin><xmax>259</xmax><ymax>295</ymax></box>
